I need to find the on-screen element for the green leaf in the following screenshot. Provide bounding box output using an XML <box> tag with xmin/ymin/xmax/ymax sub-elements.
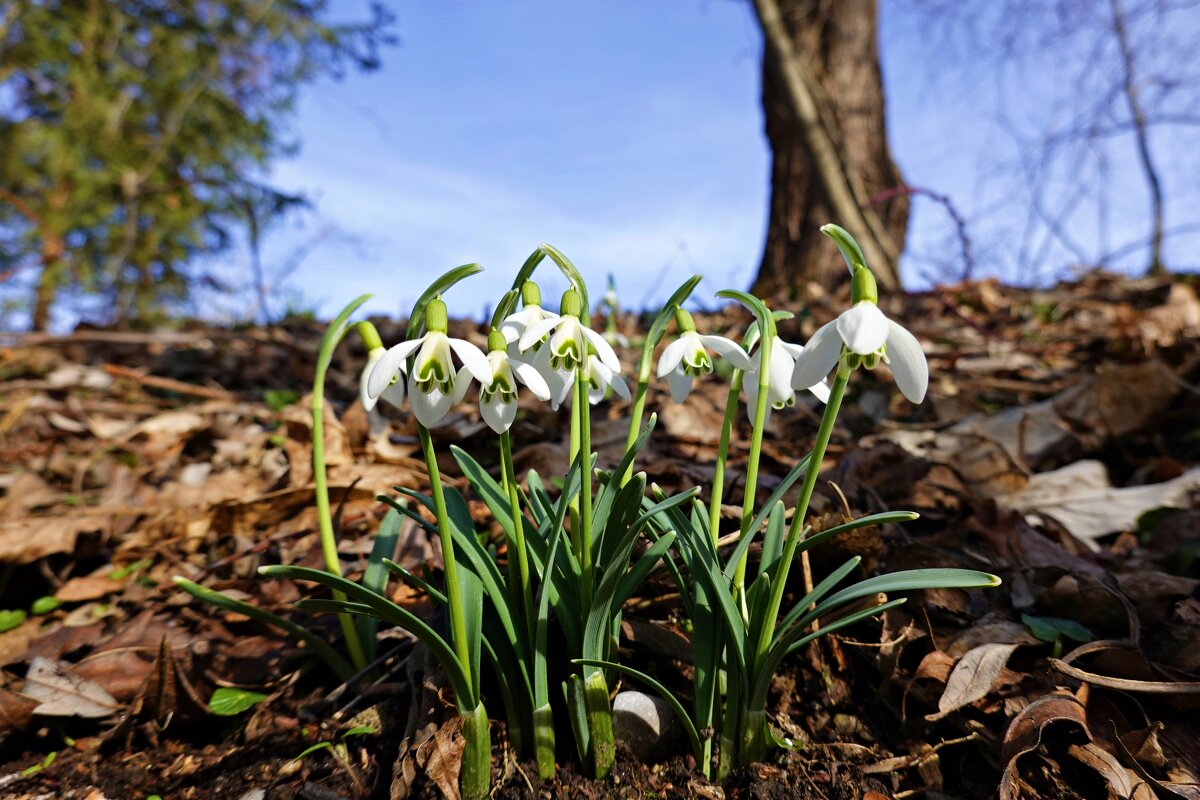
<box><xmin>1022</xmin><ymin>613</ymin><xmax>1093</xmax><ymax>644</ymax></box>
<box><xmin>342</xmin><ymin>725</ymin><xmax>379</xmax><ymax>738</ymax></box>
<box><xmin>263</xmin><ymin>389</ymin><xmax>300</xmax><ymax>412</ymax></box>
<box><xmin>173</xmin><ymin>577</ymin><xmax>356</xmax><ymax>681</ymax></box>
<box><xmin>358</xmin><ymin>508</ymin><xmax>403</xmax><ymax>661</ymax></box>
<box><xmin>0</xmin><ymin>610</ymin><xmax>27</xmax><ymax>633</ymax></box>
<box><xmin>257</xmin><ymin>565</ymin><xmax>474</xmax><ymax>710</ymax></box>
<box><xmin>30</xmin><ymin>596</ymin><xmax>60</xmax><ymax>615</ymax></box>
<box><xmin>209</xmin><ymin>687</ymin><xmax>267</xmax><ymax>716</ymax></box>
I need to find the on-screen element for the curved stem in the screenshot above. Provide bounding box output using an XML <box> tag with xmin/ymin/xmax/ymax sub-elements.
<box><xmin>731</xmin><ymin>337</ymin><xmax>775</xmax><ymax>600</ymax></box>
<box><xmin>708</xmin><ymin>370</ymin><xmax>745</xmax><ymax>544</ymax></box>
<box><xmin>312</xmin><ymin>351</ymin><xmax>368</xmax><ymax>671</ymax></box>
<box><xmin>753</xmin><ymin>366</ymin><xmax>849</xmax><ymax>672</ymax></box>
<box><xmin>620</xmin><ymin>352</ymin><xmax>652</xmax><ymax>487</ymax></box>
<box><xmin>418</xmin><ymin>426</ymin><xmax>474</xmax><ymax>701</ymax></box>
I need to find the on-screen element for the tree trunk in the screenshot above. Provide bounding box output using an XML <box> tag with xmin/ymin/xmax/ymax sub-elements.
<box><xmin>752</xmin><ymin>0</ymin><xmax>909</xmax><ymax>297</ymax></box>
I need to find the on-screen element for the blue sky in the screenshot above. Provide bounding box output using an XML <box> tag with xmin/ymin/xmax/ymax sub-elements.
<box><xmin>249</xmin><ymin>0</ymin><xmax>1200</xmax><ymax>323</ymax></box>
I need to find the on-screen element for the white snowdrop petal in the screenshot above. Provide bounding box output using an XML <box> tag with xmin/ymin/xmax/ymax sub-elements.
<box><xmin>512</xmin><ymin>359</ymin><xmax>551</xmax><ymax>400</ymax></box>
<box><xmin>450</xmin><ymin>366</ymin><xmax>473</xmax><ymax>404</ymax></box>
<box><xmin>790</xmin><ymin>321</ymin><xmax>842</xmax><ymax>391</ymax></box>
<box><xmin>410</xmin><ymin>386</ymin><xmax>454</xmax><ymax>428</ymax></box>
<box><xmin>835</xmin><ymin>303</ymin><xmax>889</xmax><ymax>354</ymax></box>
<box><xmin>885</xmin><ymin>320</ymin><xmax>929</xmax><ymax>404</ymax></box>
<box><xmin>657</xmin><ymin>336</ymin><xmax>691</xmax><ymax>378</ymax></box>
<box><xmin>360</xmin><ymin>351</ymin><xmax>384</xmax><ymax>411</ymax></box>
<box><xmin>666</xmin><ymin>369</ymin><xmax>694</xmax><ymax>403</ymax></box>
<box><xmin>805</xmin><ymin>379</ymin><xmax>831</xmax><ymax>405</ymax></box>
<box><xmin>448</xmin><ymin>338</ymin><xmax>493</xmax><ymax>385</ymax></box>
<box><xmin>480</xmin><ymin>394</ymin><xmax>516</xmax><ymax>433</ymax></box>
<box><xmin>767</xmin><ymin>342</ymin><xmax>797</xmax><ymax>406</ymax></box>
<box><xmin>518</xmin><ymin>315</ymin><xmax>562</xmax><ymax>352</ymax></box>
<box><xmin>379</xmin><ymin>377</ymin><xmax>406</xmax><ymax>410</ymax></box>
<box><xmin>609</xmin><ymin>375</ymin><xmax>631</xmax><ymax>401</ymax></box>
<box><xmin>583</xmin><ymin>326</ymin><xmax>622</xmax><ymax>372</ymax></box>
<box><xmin>367</xmin><ymin>338</ymin><xmax>421</xmax><ymax>399</ymax></box>
<box><xmin>700</xmin><ymin>334</ymin><xmax>753</xmax><ymax>370</ymax></box>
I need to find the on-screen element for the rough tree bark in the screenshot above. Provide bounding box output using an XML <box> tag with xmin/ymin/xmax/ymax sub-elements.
<box><xmin>752</xmin><ymin>0</ymin><xmax>909</xmax><ymax>296</ymax></box>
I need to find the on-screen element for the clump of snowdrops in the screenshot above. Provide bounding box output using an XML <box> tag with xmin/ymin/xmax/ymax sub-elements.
<box><xmin>177</xmin><ymin>228</ymin><xmax>999</xmax><ymax>798</ymax></box>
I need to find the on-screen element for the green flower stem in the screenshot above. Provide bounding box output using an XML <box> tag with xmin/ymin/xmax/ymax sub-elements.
<box><xmin>620</xmin><ymin>352</ymin><xmax>653</xmax><ymax>487</ymax></box>
<box><xmin>575</xmin><ymin>366</ymin><xmax>595</xmax><ymax>607</ymax></box>
<box><xmin>418</xmin><ymin>426</ymin><xmax>475</xmax><ymax>701</ymax></box>
<box><xmin>354</xmin><ymin>320</ymin><xmax>383</xmax><ymax>351</ymax></box>
<box><xmin>707</xmin><ymin>370</ymin><xmax>745</xmax><ymax>544</ymax></box>
<box><xmin>499</xmin><ymin>431</ymin><xmax>535</xmax><ymax>646</ymax></box>
<box><xmin>731</xmin><ymin>333</ymin><xmax>775</xmax><ymax>600</ymax></box>
<box><xmin>312</xmin><ymin>338</ymin><xmax>368</xmax><ymax>672</ymax></box>
<box><xmin>569</xmin><ymin>376</ymin><xmax>582</xmax><ymax>557</ymax></box>
<box><xmin>753</xmin><ymin>365</ymin><xmax>850</xmax><ymax>672</ymax></box>
<box><xmin>460</xmin><ymin>701</ymin><xmax>492</xmax><ymax>800</ymax></box>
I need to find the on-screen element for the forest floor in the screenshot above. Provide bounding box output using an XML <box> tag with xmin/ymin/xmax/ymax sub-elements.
<box><xmin>1</xmin><ymin>271</ymin><xmax>1199</xmax><ymax>800</ymax></box>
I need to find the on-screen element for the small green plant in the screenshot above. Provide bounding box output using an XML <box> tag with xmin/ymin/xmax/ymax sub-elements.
<box><xmin>1022</xmin><ymin>613</ymin><xmax>1092</xmax><ymax>658</ymax></box>
<box><xmin>175</xmin><ymin>228</ymin><xmax>999</xmax><ymax>798</ymax></box>
<box><xmin>30</xmin><ymin>596</ymin><xmax>59</xmax><ymax>615</ymax></box>
<box><xmin>21</xmin><ymin>751</ymin><xmax>55</xmax><ymax>776</ymax></box>
<box><xmin>263</xmin><ymin>388</ymin><xmax>300</xmax><ymax>412</ymax></box>
<box><xmin>208</xmin><ymin>687</ymin><xmax>268</xmax><ymax>716</ymax></box>
<box><xmin>0</xmin><ymin>609</ymin><xmax>26</xmax><ymax>632</ymax></box>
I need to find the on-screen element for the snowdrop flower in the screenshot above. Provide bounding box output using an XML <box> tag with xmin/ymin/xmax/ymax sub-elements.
<box><xmin>360</xmin><ymin>347</ymin><xmax>406</xmax><ymax>412</ymax></box>
<box><xmin>366</xmin><ymin>297</ymin><xmax>493</xmax><ymax>427</ymax></box>
<box><xmin>479</xmin><ymin>329</ymin><xmax>551</xmax><ymax>433</ymax></box>
<box><xmin>656</xmin><ymin>307</ymin><xmax>754</xmax><ymax>402</ymax></box>
<box><xmin>517</xmin><ymin>288</ymin><xmax>621</xmax><ymax>377</ymax></box>
<box><xmin>744</xmin><ymin>338</ymin><xmax>830</xmax><ymax>420</ymax></box>
<box><xmin>790</xmin><ymin>266</ymin><xmax>928</xmax><ymax>403</ymax></box>
<box><xmin>545</xmin><ymin>348</ymin><xmax>631</xmax><ymax>409</ymax></box>
<box><xmin>500</xmin><ymin>280</ymin><xmax>558</xmax><ymax>349</ymax></box>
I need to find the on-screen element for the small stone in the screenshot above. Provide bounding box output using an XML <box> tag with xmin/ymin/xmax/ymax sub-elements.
<box><xmin>611</xmin><ymin>690</ymin><xmax>677</xmax><ymax>761</ymax></box>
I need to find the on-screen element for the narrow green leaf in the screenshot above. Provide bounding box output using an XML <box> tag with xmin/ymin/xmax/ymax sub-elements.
<box><xmin>257</xmin><ymin>565</ymin><xmax>473</xmax><ymax>708</ymax></box>
<box><xmin>359</xmin><ymin>508</ymin><xmax>403</xmax><ymax>660</ymax></box>
<box><xmin>173</xmin><ymin>577</ymin><xmax>355</xmax><ymax>681</ymax></box>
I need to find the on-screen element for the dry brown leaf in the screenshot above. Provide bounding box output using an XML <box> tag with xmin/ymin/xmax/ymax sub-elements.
<box><xmin>0</xmin><ymin>516</ymin><xmax>107</xmax><ymax>564</ymax></box>
<box><xmin>0</xmin><ymin>686</ymin><xmax>39</xmax><ymax>736</ymax></box>
<box><xmin>23</xmin><ymin>656</ymin><xmax>121</xmax><ymax>718</ymax></box>
<box><xmin>928</xmin><ymin>642</ymin><xmax>1020</xmax><ymax>720</ymax></box>
<box><xmin>56</xmin><ymin>574</ymin><xmax>125</xmax><ymax>603</ymax></box>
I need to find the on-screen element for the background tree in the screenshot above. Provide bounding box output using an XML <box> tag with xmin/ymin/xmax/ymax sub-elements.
<box><xmin>751</xmin><ymin>0</ymin><xmax>909</xmax><ymax>296</ymax></box>
<box><xmin>0</xmin><ymin>1</ymin><xmax>393</xmax><ymax>330</ymax></box>
<box><xmin>899</xmin><ymin>0</ymin><xmax>1200</xmax><ymax>282</ymax></box>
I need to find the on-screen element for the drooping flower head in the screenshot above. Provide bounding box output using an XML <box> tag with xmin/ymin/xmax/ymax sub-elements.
<box><xmin>744</xmin><ymin>336</ymin><xmax>831</xmax><ymax>421</ymax></box>
<box><xmin>790</xmin><ymin>256</ymin><xmax>929</xmax><ymax>404</ymax></box>
<box><xmin>517</xmin><ymin>287</ymin><xmax>621</xmax><ymax>376</ymax></box>
<box><xmin>656</xmin><ymin>307</ymin><xmax>754</xmax><ymax>402</ymax></box>
<box><xmin>500</xmin><ymin>280</ymin><xmax>558</xmax><ymax>351</ymax></box>
<box><xmin>366</xmin><ymin>296</ymin><xmax>493</xmax><ymax>427</ymax></box>
<box><xmin>479</xmin><ymin>328</ymin><xmax>551</xmax><ymax>433</ymax></box>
